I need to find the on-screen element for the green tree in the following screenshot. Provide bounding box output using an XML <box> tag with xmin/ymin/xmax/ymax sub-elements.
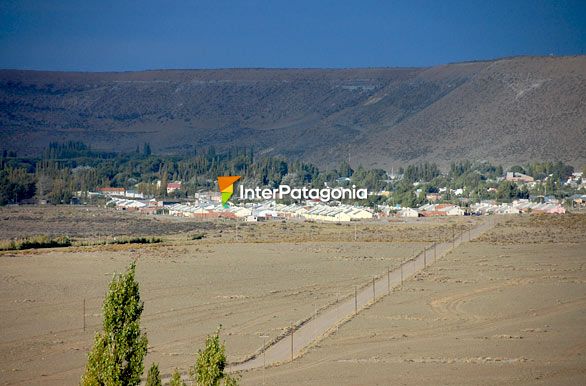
<box><xmin>81</xmin><ymin>262</ymin><xmax>148</xmax><ymax>386</ymax></box>
<box><xmin>146</xmin><ymin>363</ymin><xmax>162</xmax><ymax>386</ymax></box>
<box><xmin>143</xmin><ymin>142</ymin><xmax>152</xmax><ymax>156</ymax></box>
<box><xmin>169</xmin><ymin>369</ymin><xmax>186</xmax><ymax>386</ymax></box>
<box><xmin>190</xmin><ymin>327</ymin><xmax>238</xmax><ymax>386</ymax></box>
<box><xmin>337</xmin><ymin>160</ymin><xmax>354</xmax><ymax>178</ymax></box>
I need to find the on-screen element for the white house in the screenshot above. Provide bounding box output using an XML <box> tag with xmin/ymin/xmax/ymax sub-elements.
<box><xmin>398</xmin><ymin>208</ymin><xmax>419</xmax><ymax>217</ymax></box>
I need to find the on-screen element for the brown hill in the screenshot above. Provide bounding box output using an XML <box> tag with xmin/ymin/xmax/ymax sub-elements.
<box><xmin>1</xmin><ymin>56</ymin><xmax>584</xmax><ymax>167</ymax></box>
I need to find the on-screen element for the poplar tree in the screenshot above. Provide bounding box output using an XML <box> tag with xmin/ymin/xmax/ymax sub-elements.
<box><xmin>81</xmin><ymin>262</ymin><xmax>148</xmax><ymax>385</ymax></box>
<box><xmin>191</xmin><ymin>327</ymin><xmax>238</xmax><ymax>386</ymax></box>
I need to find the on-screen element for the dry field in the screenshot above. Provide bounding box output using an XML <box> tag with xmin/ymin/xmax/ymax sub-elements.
<box><xmin>241</xmin><ymin>214</ymin><xmax>586</xmax><ymax>385</ymax></box>
<box><xmin>3</xmin><ymin>206</ymin><xmax>583</xmax><ymax>385</ymax></box>
<box><xmin>0</xmin><ymin>206</ymin><xmax>479</xmax><ymax>385</ymax></box>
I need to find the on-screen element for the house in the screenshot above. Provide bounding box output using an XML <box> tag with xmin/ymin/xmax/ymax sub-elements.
<box><xmin>444</xmin><ymin>206</ymin><xmax>465</xmax><ymax>216</ymax></box>
<box><xmin>397</xmin><ymin>208</ymin><xmax>419</xmax><ymax>218</ymax></box>
<box><xmin>167</xmin><ymin>181</ymin><xmax>182</xmax><ymax>193</ymax></box>
<box><xmin>418</xmin><ymin>203</ymin><xmax>465</xmax><ymax>216</ymax></box>
<box><xmin>505</xmin><ymin>172</ymin><xmax>534</xmax><ymax>183</ymax></box>
<box><xmin>97</xmin><ymin>187</ymin><xmax>126</xmax><ymax>196</ymax></box>
<box><xmin>425</xmin><ymin>193</ymin><xmax>441</xmax><ymax>202</ymax></box>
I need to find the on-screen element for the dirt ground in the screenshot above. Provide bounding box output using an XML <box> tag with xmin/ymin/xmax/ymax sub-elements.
<box><xmin>0</xmin><ymin>205</ymin><xmax>474</xmax><ymax>243</ymax></box>
<box><xmin>240</xmin><ymin>215</ymin><xmax>586</xmax><ymax>385</ymax></box>
<box><xmin>0</xmin><ymin>208</ymin><xmax>583</xmax><ymax>385</ymax></box>
<box><xmin>0</xmin><ymin>206</ymin><xmax>449</xmax><ymax>385</ymax></box>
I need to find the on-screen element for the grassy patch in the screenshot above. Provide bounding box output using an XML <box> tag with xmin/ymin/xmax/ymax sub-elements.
<box><xmin>106</xmin><ymin>236</ymin><xmax>163</xmax><ymax>245</ymax></box>
<box><xmin>0</xmin><ymin>235</ymin><xmax>72</xmax><ymax>251</ymax></box>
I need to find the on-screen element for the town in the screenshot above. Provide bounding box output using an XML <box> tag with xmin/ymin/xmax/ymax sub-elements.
<box><xmin>95</xmin><ymin>167</ymin><xmax>583</xmax><ymax>222</ymax></box>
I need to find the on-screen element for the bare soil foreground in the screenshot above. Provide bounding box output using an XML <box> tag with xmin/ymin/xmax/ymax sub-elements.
<box><xmin>240</xmin><ymin>214</ymin><xmax>586</xmax><ymax>385</ymax></box>
<box><xmin>0</xmin><ymin>206</ymin><xmax>474</xmax><ymax>385</ymax></box>
<box><xmin>0</xmin><ymin>207</ymin><xmax>584</xmax><ymax>385</ymax></box>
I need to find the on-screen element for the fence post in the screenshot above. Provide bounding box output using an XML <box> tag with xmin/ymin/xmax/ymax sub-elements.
<box><xmin>387</xmin><ymin>267</ymin><xmax>390</xmax><ymax>295</ymax></box>
<box><xmin>290</xmin><ymin>322</ymin><xmax>294</xmax><ymax>361</ymax></box>
<box><xmin>400</xmin><ymin>260</ymin><xmax>404</xmax><ymax>287</ymax></box>
<box><xmin>433</xmin><ymin>242</ymin><xmax>437</xmax><ymax>263</ymax></box>
<box><xmin>372</xmin><ymin>277</ymin><xmax>375</xmax><ymax>300</ymax></box>
<box><xmin>83</xmin><ymin>298</ymin><xmax>86</xmax><ymax>332</ymax></box>
<box><xmin>354</xmin><ymin>286</ymin><xmax>357</xmax><ymax>314</ymax></box>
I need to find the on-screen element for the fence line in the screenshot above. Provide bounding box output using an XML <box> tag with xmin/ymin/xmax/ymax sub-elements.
<box><xmin>229</xmin><ymin>218</ymin><xmax>495</xmax><ymax>372</ymax></box>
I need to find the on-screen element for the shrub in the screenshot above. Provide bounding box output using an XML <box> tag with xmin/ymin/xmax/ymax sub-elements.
<box><xmin>169</xmin><ymin>369</ymin><xmax>186</xmax><ymax>386</ymax></box>
<box><xmin>108</xmin><ymin>237</ymin><xmax>162</xmax><ymax>245</ymax></box>
<box><xmin>146</xmin><ymin>363</ymin><xmax>162</xmax><ymax>386</ymax></box>
<box><xmin>0</xmin><ymin>235</ymin><xmax>71</xmax><ymax>251</ymax></box>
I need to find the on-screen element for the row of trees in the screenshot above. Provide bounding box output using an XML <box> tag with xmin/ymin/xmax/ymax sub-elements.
<box><xmin>1</xmin><ymin>142</ymin><xmax>582</xmax><ymax>207</ymax></box>
<box><xmin>0</xmin><ymin>142</ymin><xmax>398</xmax><ymax>204</ymax></box>
<box><xmin>82</xmin><ymin>262</ymin><xmax>237</xmax><ymax>386</ymax></box>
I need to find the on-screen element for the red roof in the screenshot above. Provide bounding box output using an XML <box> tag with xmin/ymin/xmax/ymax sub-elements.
<box><xmin>420</xmin><ymin>211</ymin><xmax>447</xmax><ymax>217</ymax></box>
<box><xmin>435</xmin><ymin>204</ymin><xmax>455</xmax><ymax>210</ymax></box>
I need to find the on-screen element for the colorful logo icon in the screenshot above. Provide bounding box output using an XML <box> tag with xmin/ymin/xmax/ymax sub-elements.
<box><xmin>218</xmin><ymin>176</ymin><xmax>241</xmax><ymax>208</ymax></box>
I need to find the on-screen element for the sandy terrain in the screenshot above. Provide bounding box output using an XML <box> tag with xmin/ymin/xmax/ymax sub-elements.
<box><xmin>240</xmin><ymin>215</ymin><xmax>586</xmax><ymax>385</ymax></box>
<box><xmin>0</xmin><ymin>226</ymin><xmax>431</xmax><ymax>384</ymax></box>
<box><xmin>0</xmin><ymin>208</ymin><xmax>583</xmax><ymax>385</ymax></box>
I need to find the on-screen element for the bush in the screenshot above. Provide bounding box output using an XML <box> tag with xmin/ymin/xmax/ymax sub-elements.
<box><xmin>169</xmin><ymin>369</ymin><xmax>186</xmax><ymax>386</ymax></box>
<box><xmin>146</xmin><ymin>363</ymin><xmax>162</xmax><ymax>386</ymax></box>
<box><xmin>108</xmin><ymin>237</ymin><xmax>162</xmax><ymax>245</ymax></box>
<box><xmin>191</xmin><ymin>233</ymin><xmax>206</xmax><ymax>240</ymax></box>
<box><xmin>0</xmin><ymin>235</ymin><xmax>71</xmax><ymax>251</ymax></box>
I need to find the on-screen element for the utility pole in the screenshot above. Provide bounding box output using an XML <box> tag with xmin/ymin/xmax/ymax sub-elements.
<box><xmin>387</xmin><ymin>267</ymin><xmax>390</xmax><ymax>295</ymax></box>
<box><xmin>372</xmin><ymin>277</ymin><xmax>376</xmax><ymax>301</ymax></box>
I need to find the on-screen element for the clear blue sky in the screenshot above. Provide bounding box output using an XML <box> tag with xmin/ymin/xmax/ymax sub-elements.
<box><xmin>1</xmin><ymin>0</ymin><xmax>585</xmax><ymax>71</ymax></box>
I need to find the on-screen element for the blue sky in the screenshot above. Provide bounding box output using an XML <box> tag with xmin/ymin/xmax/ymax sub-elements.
<box><xmin>0</xmin><ymin>0</ymin><xmax>585</xmax><ymax>71</ymax></box>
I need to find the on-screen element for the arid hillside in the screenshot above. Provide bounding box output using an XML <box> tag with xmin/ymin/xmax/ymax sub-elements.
<box><xmin>1</xmin><ymin>56</ymin><xmax>584</xmax><ymax>167</ymax></box>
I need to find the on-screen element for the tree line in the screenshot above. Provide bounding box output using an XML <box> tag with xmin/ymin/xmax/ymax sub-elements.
<box><xmin>0</xmin><ymin>142</ymin><xmax>582</xmax><ymax>208</ymax></box>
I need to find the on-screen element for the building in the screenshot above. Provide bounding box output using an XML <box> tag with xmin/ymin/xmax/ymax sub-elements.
<box><xmin>97</xmin><ymin>187</ymin><xmax>126</xmax><ymax>196</ymax></box>
<box><xmin>425</xmin><ymin>193</ymin><xmax>442</xmax><ymax>202</ymax></box>
<box><xmin>166</xmin><ymin>181</ymin><xmax>182</xmax><ymax>193</ymax></box>
<box><xmin>303</xmin><ymin>204</ymin><xmax>373</xmax><ymax>222</ymax></box>
<box><xmin>397</xmin><ymin>208</ymin><xmax>419</xmax><ymax>218</ymax></box>
<box><xmin>505</xmin><ymin>172</ymin><xmax>534</xmax><ymax>183</ymax></box>
<box><xmin>418</xmin><ymin>203</ymin><xmax>465</xmax><ymax>216</ymax></box>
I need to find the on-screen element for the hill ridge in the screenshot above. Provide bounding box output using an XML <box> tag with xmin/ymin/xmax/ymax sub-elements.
<box><xmin>1</xmin><ymin>56</ymin><xmax>584</xmax><ymax>167</ymax></box>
